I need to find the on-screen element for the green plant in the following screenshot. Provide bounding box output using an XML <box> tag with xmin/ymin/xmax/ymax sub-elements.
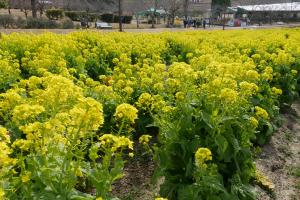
<box><xmin>101</xmin><ymin>13</ymin><xmax>114</xmax><ymax>23</ymax></box>
<box><xmin>61</xmin><ymin>18</ymin><xmax>74</xmax><ymax>29</ymax></box>
<box><xmin>113</xmin><ymin>15</ymin><xmax>133</xmax><ymax>24</ymax></box>
<box><xmin>0</xmin><ymin>14</ymin><xmax>15</xmax><ymax>28</ymax></box>
<box><xmin>45</xmin><ymin>9</ymin><xmax>64</xmax><ymax>20</ymax></box>
<box><xmin>25</xmin><ymin>17</ymin><xmax>59</xmax><ymax>29</ymax></box>
<box><xmin>154</xmin><ymin>101</ymin><xmax>256</xmax><ymax>199</ymax></box>
<box><xmin>65</xmin><ymin>11</ymin><xmax>86</xmax><ymax>21</ymax></box>
<box><xmin>15</xmin><ymin>16</ymin><xmax>26</xmax><ymax>28</ymax></box>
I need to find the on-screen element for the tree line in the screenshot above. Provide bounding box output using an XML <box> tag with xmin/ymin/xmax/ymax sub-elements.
<box><xmin>0</xmin><ymin>0</ymin><xmax>232</xmax><ymax>31</ymax></box>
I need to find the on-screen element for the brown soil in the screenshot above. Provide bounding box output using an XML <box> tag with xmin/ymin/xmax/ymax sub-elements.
<box><xmin>255</xmin><ymin>102</ymin><xmax>300</xmax><ymax>200</ymax></box>
<box><xmin>111</xmin><ymin>160</ymin><xmax>157</xmax><ymax>200</ymax></box>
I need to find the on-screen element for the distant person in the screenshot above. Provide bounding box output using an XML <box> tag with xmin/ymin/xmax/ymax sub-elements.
<box><xmin>247</xmin><ymin>18</ymin><xmax>250</xmax><ymax>26</ymax></box>
<box><xmin>80</xmin><ymin>18</ymin><xmax>89</xmax><ymax>29</ymax></box>
<box><xmin>196</xmin><ymin>19</ymin><xmax>201</xmax><ymax>28</ymax></box>
<box><xmin>183</xmin><ymin>19</ymin><xmax>187</xmax><ymax>28</ymax></box>
<box><xmin>203</xmin><ymin>19</ymin><xmax>206</xmax><ymax>29</ymax></box>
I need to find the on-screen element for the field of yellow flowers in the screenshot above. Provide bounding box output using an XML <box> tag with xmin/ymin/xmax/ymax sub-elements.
<box><xmin>0</xmin><ymin>29</ymin><xmax>300</xmax><ymax>200</ymax></box>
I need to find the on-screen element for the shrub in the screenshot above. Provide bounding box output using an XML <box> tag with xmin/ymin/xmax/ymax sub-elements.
<box><xmin>64</xmin><ymin>11</ymin><xmax>98</xmax><ymax>22</ymax></box>
<box><xmin>147</xmin><ymin>19</ymin><xmax>156</xmax><ymax>24</ymax></box>
<box><xmin>87</xmin><ymin>13</ymin><xmax>99</xmax><ymax>22</ymax></box>
<box><xmin>25</xmin><ymin>17</ymin><xmax>60</xmax><ymax>29</ymax></box>
<box><xmin>15</xmin><ymin>17</ymin><xmax>26</xmax><ymax>28</ymax></box>
<box><xmin>75</xmin><ymin>23</ymin><xmax>81</xmax><ymax>29</ymax></box>
<box><xmin>113</xmin><ymin>15</ymin><xmax>119</xmax><ymax>23</ymax></box>
<box><xmin>0</xmin><ymin>0</ymin><xmax>7</xmax><ymax>8</ymax></box>
<box><xmin>65</xmin><ymin>11</ymin><xmax>86</xmax><ymax>21</ymax></box>
<box><xmin>0</xmin><ymin>14</ymin><xmax>15</xmax><ymax>28</ymax></box>
<box><xmin>123</xmin><ymin>15</ymin><xmax>133</xmax><ymax>24</ymax></box>
<box><xmin>64</xmin><ymin>11</ymin><xmax>78</xmax><ymax>21</ymax></box>
<box><xmin>101</xmin><ymin>13</ymin><xmax>114</xmax><ymax>23</ymax></box>
<box><xmin>61</xmin><ymin>18</ymin><xmax>74</xmax><ymax>29</ymax></box>
<box><xmin>113</xmin><ymin>15</ymin><xmax>132</xmax><ymax>24</ymax></box>
<box><xmin>45</xmin><ymin>9</ymin><xmax>64</xmax><ymax>20</ymax></box>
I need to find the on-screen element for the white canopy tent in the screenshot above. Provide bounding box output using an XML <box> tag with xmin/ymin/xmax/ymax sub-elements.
<box><xmin>238</xmin><ymin>2</ymin><xmax>300</xmax><ymax>12</ymax></box>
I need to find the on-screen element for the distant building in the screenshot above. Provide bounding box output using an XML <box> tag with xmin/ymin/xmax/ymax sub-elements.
<box><xmin>189</xmin><ymin>0</ymin><xmax>212</xmax><ymax>17</ymax></box>
<box><xmin>228</xmin><ymin>2</ymin><xmax>300</xmax><ymax>24</ymax></box>
<box><xmin>231</xmin><ymin>0</ymin><xmax>300</xmax><ymax>7</ymax></box>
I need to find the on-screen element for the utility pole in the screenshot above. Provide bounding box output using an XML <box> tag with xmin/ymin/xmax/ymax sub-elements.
<box><xmin>118</xmin><ymin>0</ymin><xmax>123</xmax><ymax>32</ymax></box>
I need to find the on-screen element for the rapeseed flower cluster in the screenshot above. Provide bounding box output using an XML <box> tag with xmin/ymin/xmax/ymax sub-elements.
<box><xmin>195</xmin><ymin>148</ymin><xmax>212</xmax><ymax>169</ymax></box>
<box><xmin>255</xmin><ymin>106</ymin><xmax>269</xmax><ymax>120</ymax></box>
<box><xmin>249</xmin><ymin>117</ymin><xmax>259</xmax><ymax>128</ymax></box>
<box><xmin>0</xmin><ymin>29</ymin><xmax>299</xmax><ymax>199</ymax></box>
<box><xmin>139</xmin><ymin>134</ymin><xmax>152</xmax><ymax>145</ymax></box>
<box><xmin>114</xmin><ymin>103</ymin><xmax>138</xmax><ymax>124</ymax></box>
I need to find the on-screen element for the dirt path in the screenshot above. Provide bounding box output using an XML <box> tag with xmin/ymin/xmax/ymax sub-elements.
<box><xmin>1</xmin><ymin>23</ymin><xmax>300</xmax><ymax>35</ymax></box>
<box><xmin>255</xmin><ymin>102</ymin><xmax>300</xmax><ymax>200</ymax></box>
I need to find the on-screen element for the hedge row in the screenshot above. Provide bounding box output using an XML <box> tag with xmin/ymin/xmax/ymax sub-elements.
<box><xmin>45</xmin><ymin>9</ymin><xmax>64</xmax><ymax>20</ymax></box>
<box><xmin>101</xmin><ymin>13</ymin><xmax>133</xmax><ymax>24</ymax></box>
<box><xmin>46</xmin><ymin>9</ymin><xmax>132</xmax><ymax>24</ymax></box>
<box><xmin>0</xmin><ymin>15</ymin><xmax>75</xmax><ymax>29</ymax></box>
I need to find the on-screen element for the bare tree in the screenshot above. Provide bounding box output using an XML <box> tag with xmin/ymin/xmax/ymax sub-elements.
<box><xmin>161</xmin><ymin>0</ymin><xmax>181</xmax><ymax>26</ymax></box>
<box><xmin>20</xmin><ymin>0</ymin><xmax>30</xmax><ymax>18</ymax></box>
<box><xmin>183</xmin><ymin>0</ymin><xmax>189</xmax><ymax>19</ymax></box>
<box><xmin>63</xmin><ymin>0</ymin><xmax>72</xmax><ymax>10</ymax></box>
<box><xmin>151</xmin><ymin>0</ymin><xmax>158</xmax><ymax>28</ymax></box>
<box><xmin>31</xmin><ymin>0</ymin><xmax>37</xmax><ymax>18</ymax></box>
<box><xmin>37</xmin><ymin>0</ymin><xmax>48</xmax><ymax>17</ymax></box>
<box><xmin>7</xmin><ymin>0</ymin><xmax>11</xmax><ymax>14</ymax></box>
<box><xmin>123</xmin><ymin>0</ymin><xmax>152</xmax><ymax>28</ymax></box>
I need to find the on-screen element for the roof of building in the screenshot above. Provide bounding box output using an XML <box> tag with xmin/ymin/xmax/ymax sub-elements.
<box><xmin>229</xmin><ymin>2</ymin><xmax>300</xmax><ymax>12</ymax></box>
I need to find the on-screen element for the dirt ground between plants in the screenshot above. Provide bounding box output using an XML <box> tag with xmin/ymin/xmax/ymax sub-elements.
<box><xmin>112</xmin><ymin>102</ymin><xmax>300</xmax><ymax>200</ymax></box>
<box><xmin>255</xmin><ymin>102</ymin><xmax>300</xmax><ymax>200</ymax></box>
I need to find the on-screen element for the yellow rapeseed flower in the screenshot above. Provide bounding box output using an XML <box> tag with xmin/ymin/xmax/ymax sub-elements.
<box><xmin>139</xmin><ymin>135</ymin><xmax>152</xmax><ymax>145</ymax></box>
<box><xmin>137</xmin><ymin>93</ymin><xmax>152</xmax><ymax>107</ymax></box>
<box><xmin>12</xmin><ymin>139</ymin><xmax>32</xmax><ymax>151</ymax></box>
<box><xmin>99</xmin><ymin>134</ymin><xmax>133</xmax><ymax>152</ymax></box>
<box><xmin>255</xmin><ymin>106</ymin><xmax>269</xmax><ymax>120</ymax></box>
<box><xmin>175</xmin><ymin>92</ymin><xmax>185</xmax><ymax>101</ymax></box>
<box><xmin>249</xmin><ymin>117</ymin><xmax>259</xmax><ymax>128</ymax></box>
<box><xmin>21</xmin><ymin>171</ymin><xmax>31</xmax><ymax>183</ymax></box>
<box><xmin>0</xmin><ymin>188</ymin><xmax>5</xmax><ymax>198</ymax></box>
<box><xmin>239</xmin><ymin>81</ymin><xmax>258</xmax><ymax>96</ymax></box>
<box><xmin>195</xmin><ymin>147</ymin><xmax>212</xmax><ymax>169</ymax></box>
<box><xmin>271</xmin><ymin>87</ymin><xmax>282</xmax><ymax>95</ymax></box>
<box><xmin>0</xmin><ymin>126</ymin><xmax>10</xmax><ymax>143</ymax></box>
<box><xmin>246</xmin><ymin>70</ymin><xmax>260</xmax><ymax>80</ymax></box>
<box><xmin>114</xmin><ymin>103</ymin><xmax>138</xmax><ymax>124</ymax></box>
<box><xmin>219</xmin><ymin>88</ymin><xmax>238</xmax><ymax>103</ymax></box>
<box><xmin>291</xmin><ymin>69</ymin><xmax>298</xmax><ymax>76</ymax></box>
